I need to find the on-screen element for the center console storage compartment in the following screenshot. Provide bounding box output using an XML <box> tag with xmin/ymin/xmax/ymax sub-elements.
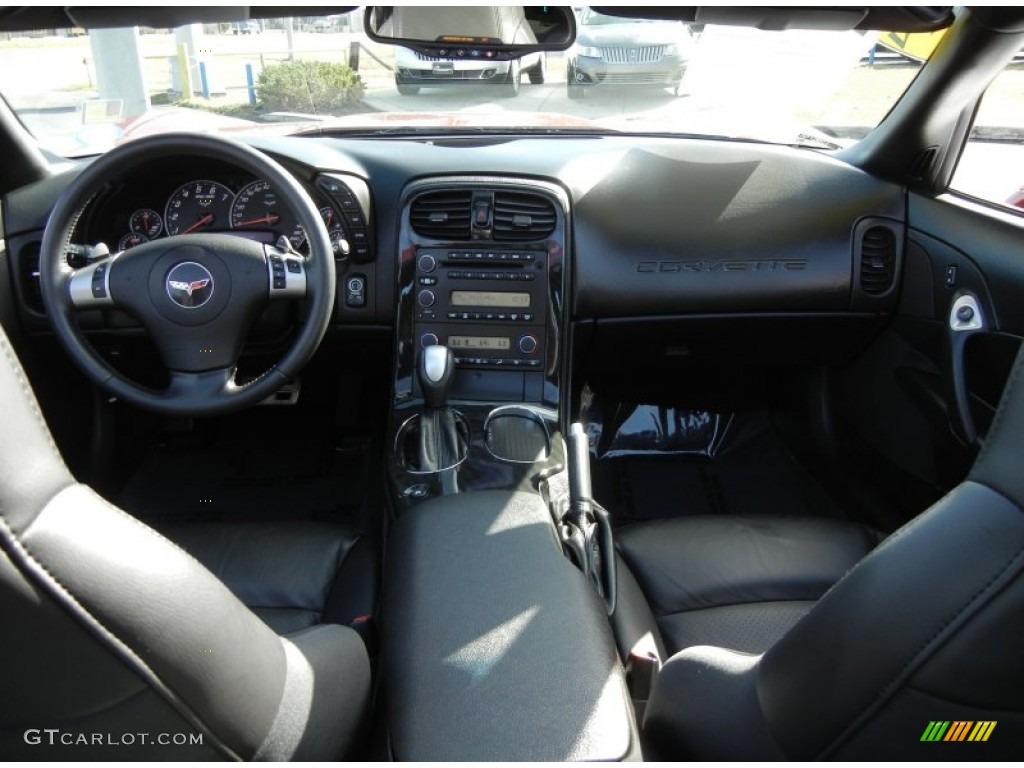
<box><xmin>383</xmin><ymin>490</ymin><xmax>636</xmax><ymax>761</ymax></box>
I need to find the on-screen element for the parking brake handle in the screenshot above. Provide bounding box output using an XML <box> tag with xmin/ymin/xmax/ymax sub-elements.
<box><xmin>562</xmin><ymin>422</ymin><xmax>616</xmax><ymax>615</ymax></box>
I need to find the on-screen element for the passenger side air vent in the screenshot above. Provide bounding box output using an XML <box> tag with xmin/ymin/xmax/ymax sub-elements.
<box><xmin>410</xmin><ymin>190</ymin><xmax>472</xmax><ymax>240</ymax></box>
<box><xmin>859</xmin><ymin>225</ymin><xmax>897</xmax><ymax>296</ymax></box>
<box><xmin>493</xmin><ymin>191</ymin><xmax>556</xmax><ymax>241</ymax></box>
<box><xmin>18</xmin><ymin>242</ymin><xmax>44</xmax><ymax>313</ymax></box>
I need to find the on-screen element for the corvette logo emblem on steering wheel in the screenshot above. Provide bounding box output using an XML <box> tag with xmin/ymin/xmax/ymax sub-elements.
<box><xmin>166</xmin><ymin>262</ymin><xmax>215</xmax><ymax>308</ymax></box>
<box><xmin>169</xmin><ymin>279</ymin><xmax>210</xmax><ymax>296</ymax></box>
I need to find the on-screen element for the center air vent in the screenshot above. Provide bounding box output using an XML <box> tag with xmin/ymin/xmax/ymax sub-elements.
<box><xmin>410</xmin><ymin>190</ymin><xmax>472</xmax><ymax>240</ymax></box>
<box><xmin>493</xmin><ymin>191</ymin><xmax>556</xmax><ymax>241</ymax></box>
<box><xmin>859</xmin><ymin>225</ymin><xmax>897</xmax><ymax>296</ymax></box>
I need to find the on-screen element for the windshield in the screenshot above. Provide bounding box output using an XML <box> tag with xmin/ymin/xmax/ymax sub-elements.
<box><xmin>0</xmin><ymin>7</ymin><xmax>931</xmax><ymax>157</ymax></box>
<box><xmin>580</xmin><ymin>9</ymin><xmax>661</xmax><ymax>26</ymax></box>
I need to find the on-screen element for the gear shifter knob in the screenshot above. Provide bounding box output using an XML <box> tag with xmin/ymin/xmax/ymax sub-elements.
<box><xmin>419</xmin><ymin>344</ymin><xmax>455</xmax><ymax>410</ymax></box>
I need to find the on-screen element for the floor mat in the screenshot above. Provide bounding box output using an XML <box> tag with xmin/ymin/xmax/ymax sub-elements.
<box><xmin>117</xmin><ymin>432</ymin><xmax>372</xmax><ymax>525</ymax></box>
<box><xmin>590</xmin><ymin>412</ymin><xmax>844</xmax><ymax>525</ymax></box>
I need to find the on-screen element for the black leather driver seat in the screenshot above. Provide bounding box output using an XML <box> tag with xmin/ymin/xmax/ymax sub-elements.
<box><xmin>0</xmin><ymin>327</ymin><xmax>374</xmax><ymax>760</ymax></box>
<box><xmin>165</xmin><ymin>521</ymin><xmax>377</xmax><ymax>637</ymax></box>
<box><xmin>614</xmin><ymin>344</ymin><xmax>1024</xmax><ymax>759</ymax></box>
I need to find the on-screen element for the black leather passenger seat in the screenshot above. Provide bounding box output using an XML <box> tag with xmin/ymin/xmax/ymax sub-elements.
<box><xmin>611</xmin><ymin>342</ymin><xmax>1024</xmax><ymax>759</ymax></box>
<box><xmin>615</xmin><ymin>515</ymin><xmax>882</xmax><ymax>660</ymax></box>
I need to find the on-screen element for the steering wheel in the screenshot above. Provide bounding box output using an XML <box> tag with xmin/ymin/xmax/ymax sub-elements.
<box><xmin>39</xmin><ymin>133</ymin><xmax>336</xmax><ymax>416</ymax></box>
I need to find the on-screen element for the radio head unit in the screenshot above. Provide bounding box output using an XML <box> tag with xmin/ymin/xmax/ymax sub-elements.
<box><xmin>414</xmin><ymin>247</ymin><xmax>547</xmax><ymax>371</ymax></box>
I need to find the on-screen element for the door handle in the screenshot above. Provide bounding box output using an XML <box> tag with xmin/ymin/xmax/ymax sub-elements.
<box><xmin>945</xmin><ymin>291</ymin><xmax>986</xmax><ymax>447</ymax></box>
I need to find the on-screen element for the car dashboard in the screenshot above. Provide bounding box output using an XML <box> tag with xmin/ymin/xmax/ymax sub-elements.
<box><xmin>0</xmin><ymin>130</ymin><xmax>910</xmax><ymax>517</ymax></box>
<box><xmin>3</xmin><ymin>132</ymin><xmax>906</xmax><ymax>411</ymax></box>
<box><xmin>5</xmin><ymin>134</ymin><xmax>905</xmax><ymax>313</ymax></box>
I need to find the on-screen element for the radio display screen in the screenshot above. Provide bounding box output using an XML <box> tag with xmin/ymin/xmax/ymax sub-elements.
<box><xmin>451</xmin><ymin>290</ymin><xmax>530</xmax><ymax>308</ymax></box>
<box><xmin>449</xmin><ymin>336</ymin><xmax>511</xmax><ymax>350</ymax></box>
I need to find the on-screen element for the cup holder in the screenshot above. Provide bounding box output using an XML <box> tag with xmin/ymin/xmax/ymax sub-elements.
<box><xmin>395</xmin><ymin>411</ymin><xmax>470</xmax><ymax>474</ymax></box>
<box><xmin>484</xmin><ymin>406</ymin><xmax>552</xmax><ymax>464</ymax></box>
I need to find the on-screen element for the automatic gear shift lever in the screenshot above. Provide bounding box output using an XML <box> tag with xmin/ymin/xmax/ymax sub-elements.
<box><xmin>417</xmin><ymin>345</ymin><xmax>462</xmax><ymax>492</ymax></box>
<box><xmin>420</xmin><ymin>345</ymin><xmax>455</xmax><ymax>410</ymax></box>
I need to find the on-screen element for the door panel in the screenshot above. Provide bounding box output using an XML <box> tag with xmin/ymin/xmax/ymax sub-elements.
<box><xmin>906</xmin><ymin>194</ymin><xmax>1024</xmax><ymax>447</ymax></box>
<box><xmin>908</xmin><ymin>194</ymin><xmax>1024</xmax><ymax>335</ymax></box>
<box><xmin>831</xmin><ymin>192</ymin><xmax>1024</xmax><ymax>526</ymax></box>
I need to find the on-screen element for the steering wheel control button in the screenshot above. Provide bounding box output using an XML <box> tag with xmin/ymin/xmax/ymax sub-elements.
<box><xmin>165</xmin><ymin>262</ymin><xmax>215</xmax><ymax>309</ymax></box>
<box><xmin>270</xmin><ymin>256</ymin><xmax>287</xmax><ymax>290</ymax></box>
<box><xmin>70</xmin><ymin>256</ymin><xmax>118</xmax><ymax>309</ymax></box>
<box><xmin>265</xmin><ymin>248</ymin><xmax>307</xmax><ymax>299</ymax></box>
<box><xmin>91</xmin><ymin>264</ymin><xmax>108</xmax><ymax>298</ymax></box>
<box><xmin>346</xmin><ymin>275</ymin><xmax>367</xmax><ymax>308</ymax></box>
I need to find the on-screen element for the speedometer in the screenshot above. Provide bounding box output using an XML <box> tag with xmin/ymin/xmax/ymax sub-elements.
<box><xmin>164</xmin><ymin>180</ymin><xmax>234</xmax><ymax>236</ymax></box>
<box><xmin>230</xmin><ymin>180</ymin><xmax>304</xmax><ymax>248</ymax></box>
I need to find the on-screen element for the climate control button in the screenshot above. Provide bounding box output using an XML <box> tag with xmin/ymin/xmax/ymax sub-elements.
<box><xmin>518</xmin><ymin>335</ymin><xmax>539</xmax><ymax>354</ymax></box>
<box><xmin>417</xmin><ymin>290</ymin><xmax>436</xmax><ymax>308</ymax></box>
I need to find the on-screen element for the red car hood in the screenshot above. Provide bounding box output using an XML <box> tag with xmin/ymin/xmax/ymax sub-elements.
<box><xmin>64</xmin><ymin>106</ymin><xmax>608</xmax><ymax>156</ymax></box>
<box><xmin>111</xmin><ymin>106</ymin><xmax>604</xmax><ymax>144</ymax></box>
<box><xmin>310</xmin><ymin>110</ymin><xmax>602</xmax><ymax>131</ymax></box>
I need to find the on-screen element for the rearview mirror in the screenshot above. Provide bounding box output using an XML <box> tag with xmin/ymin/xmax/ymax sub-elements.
<box><xmin>364</xmin><ymin>5</ymin><xmax>576</xmax><ymax>58</ymax></box>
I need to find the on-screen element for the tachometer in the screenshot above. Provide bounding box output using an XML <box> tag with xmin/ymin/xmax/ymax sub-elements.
<box><xmin>230</xmin><ymin>180</ymin><xmax>304</xmax><ymax>247</ymax></box>
<box><xmin>129</xmin><ymin>208</ymin><xmax>162</xmax><ymax>239</ymax></box>
<box><xmin>164</xmin><ymin>180</ymin><xmax>234</xmax><ymax>236</ymax></box>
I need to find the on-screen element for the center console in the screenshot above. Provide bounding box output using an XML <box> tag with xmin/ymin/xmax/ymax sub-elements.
<box><xmin>389</xmin><ymin>178</ymin><xmax>568</xmax><ymax>504</ymax></box>
<box><xmin>384</xmin><ymin>489</ymin><xmax>635</xmax><ymax>761</ymax></box>
<box><xmin>383</xmin><ymin>177</ymin><xmax>638</xmax><ymax>760</ymax></box>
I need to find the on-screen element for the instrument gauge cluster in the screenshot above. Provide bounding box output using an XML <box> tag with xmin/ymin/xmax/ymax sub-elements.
<box><xmin>107</xmin><ymin>173</ymin><xmax>316</xmax><ymax>253</ymax></box>
<box><xmin>85</xmin><ymin>161</ymin><xmax>370</xmax><ymax>266</ymax></box>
